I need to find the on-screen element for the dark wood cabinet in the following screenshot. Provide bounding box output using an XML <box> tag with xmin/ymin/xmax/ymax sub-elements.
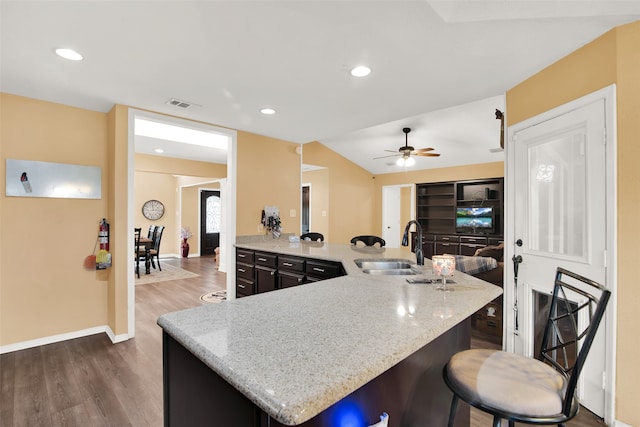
<box><xmin>278</xmin><ymin>255</ymin><xmax>306</xmax><ymax>289</ymax></box>
<box><xmin>305</xmin><ymin>259</ymin><xmax>344</xmax><ymax>281</ymax></box>
<box><xmin>416</xmin><ymin>178</ymin><xmax>504</xmax><ymax>257</ymax></box>
<box><xmin>471</xmin><ymin>295</ymin><xmax>503</xmax><ymax>345</ymax></box>
<box><xmin>235</xmin><ymin>248</ymin><xmax>345</xmax><ymax>297</ymax></box>
<box><xmin>236</xmin><ymin>249</ymin><xmax>255</xmax><ymax>298</ymax></box>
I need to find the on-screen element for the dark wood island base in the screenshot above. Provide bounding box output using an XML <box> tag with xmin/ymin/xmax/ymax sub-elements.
<box><xmin>163</xmin><ymin>320</ymin><xmax>470</xmax><ymax>427</ymax></box>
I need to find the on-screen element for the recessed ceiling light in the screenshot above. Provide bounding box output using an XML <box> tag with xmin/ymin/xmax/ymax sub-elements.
<box><xmin>55</xmin><ymin>48</ymin><xmax>83</xmax><ymax>61</ymax></box>
<box><xmin>261</xmin><ymin>108</ymin><xmax>276</xmax><ymax>115</ymax></box>
<box><xmin>350</xmin><ymin>66</ymin><xmax>371</xmax><ymax>77</ymax></box>
<box><xmin>154</xmin><ymin>148</ymin><xmax>165</xmax><ymax>154</ymax></box>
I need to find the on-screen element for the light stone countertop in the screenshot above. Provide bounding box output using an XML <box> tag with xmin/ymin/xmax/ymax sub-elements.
<box><xmin>157</xmin><ymin>240</ymin><xmax>502</xmax><ymax>425</ymax></box>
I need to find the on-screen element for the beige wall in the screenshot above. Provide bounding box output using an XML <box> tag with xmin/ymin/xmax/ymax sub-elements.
<box><xmin>302</xmin><ymin>142</ymin><xmax>375</xmax><ymax>244</ymax></box>
<box><xmin>236</xmin><ymin>130</ymin><xmax>301</xmax><ymax>236</ymax></box>
<box><xmin>506</xmin><ymin>21</ymin><xmax>639</xmax><ymax>425</ymax></box>
<box><xmin>1</xmin><ymin>94</ymin><xmax>301</xmax><ymax>347</ymax></box>
<box><xmin>0</xmin><ymin>93</ymin><xmax>111</xmax><ymax>344</ymax></box>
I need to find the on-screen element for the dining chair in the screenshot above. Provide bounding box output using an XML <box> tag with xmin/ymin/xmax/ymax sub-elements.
<box><xmin>443</xmin><ymin>267</ymin><xmax>610</xmax><ymax>427</ymax></box>
<box><xmin>134</xmin><ymin>228</ymin><xmax>142</xmax><ymax>278</ymax></box>
<box><xmin>350</xmin><ymin>235</ymin><xmax>385</xmax><ymax>247</ymax></box>
<box><xmin>148</xmin><ymin>225</ymin><xmax>165</xmax><ymax>271</ymax></box>
<box><xmin>300</xmin><ymin>232</ymin><xmax>324</xmax><ymax>242</ymax></box>
<box><xmin>147</xmin><ymin>224</ymin><xmax>157</xmax><ymax>240</ymax></box>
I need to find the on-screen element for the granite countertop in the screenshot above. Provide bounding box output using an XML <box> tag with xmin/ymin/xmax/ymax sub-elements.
<box><xmin>157</xmin><ymin>240</ymin><xmax>502</xmax><ymax>425</ymax></box>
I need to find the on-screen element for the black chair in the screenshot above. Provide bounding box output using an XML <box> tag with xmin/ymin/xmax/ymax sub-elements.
<box><xmin>134</xmin><ymin>228</ymin><xmax>142</xmax><ymax>278</ymax></box>
<box><xmin>140</xmin><ymin>225</ymin><xmax>164</xmax><ymax>272</ymax></box>
<box><xmin>350</xmin><ymin>235</ymin><xmax>385</xmax><ymax>247</ymax></box>
<box><xmin>300</xmin><ymin>232</ymin><xmax>324</xmax><ymax>242</ymax></box>
<box><xmin>443</xmin><ymin>267</ymin><xmax>610</xmax><ymax>427</ymax></box>
<box><xmin>147</xmin><ymin>225</ymin><xmax>157</xmax><ymax>240</ymax></box>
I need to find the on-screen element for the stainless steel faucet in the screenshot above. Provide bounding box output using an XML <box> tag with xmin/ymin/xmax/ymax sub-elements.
<box><xmin>402</xmin><ymin>220</ymin><xmax>424</xmax><ymax>266</ymax></box>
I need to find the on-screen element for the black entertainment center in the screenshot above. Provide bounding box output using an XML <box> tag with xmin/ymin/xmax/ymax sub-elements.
<box><xmin>415</xmin><ymin>177</ymin><xmax>504</xmax><ymax>258</ymax></box>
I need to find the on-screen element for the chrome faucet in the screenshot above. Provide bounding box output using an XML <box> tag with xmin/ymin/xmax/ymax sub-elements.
<box><xmin>402</xmin><ymin>220</ymin><xmax>424</xmax><ymax>266</ymax></box>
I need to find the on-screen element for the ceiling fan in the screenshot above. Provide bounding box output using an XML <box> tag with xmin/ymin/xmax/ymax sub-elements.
<box><xmin>374</xmin><ymin>127</ymin><xmax>440</xmax><ymax>166</ymax></box>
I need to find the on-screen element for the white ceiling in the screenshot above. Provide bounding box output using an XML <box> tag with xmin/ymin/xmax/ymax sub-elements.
<box><xmin>2</xmin><ymin>1</ymin><xmax>639</xmax><ymax>174</ymax></box>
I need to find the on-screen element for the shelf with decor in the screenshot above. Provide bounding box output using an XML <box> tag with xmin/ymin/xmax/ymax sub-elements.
<box><xmin>415</xmin><ymin>178</ymin><xmax>504</xmax><ymax>255</ymax></box>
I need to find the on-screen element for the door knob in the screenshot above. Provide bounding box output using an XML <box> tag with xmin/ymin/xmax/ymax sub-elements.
<box><xmin>516</xmin><ymin>239</ymin><xmax>523</xmax><ymax>247</ymax></box>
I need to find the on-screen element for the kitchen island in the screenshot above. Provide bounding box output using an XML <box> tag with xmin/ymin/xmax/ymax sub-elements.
<box><xmin>158</xmin><ymin>240</ymin><xmax>502</xmax><ymax>426</ymax></box>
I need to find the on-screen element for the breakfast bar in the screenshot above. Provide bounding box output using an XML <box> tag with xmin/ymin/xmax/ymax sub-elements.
<box><xmin>157</xmin><ymin>241</ymin><xmax>502</xmax><ymax>426</ymax></box>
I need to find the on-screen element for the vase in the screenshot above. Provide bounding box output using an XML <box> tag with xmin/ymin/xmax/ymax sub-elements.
<box><xmin>181</xmin><ymin>238</ymin><xmax>189</xmax><ymax>258</ymax></box>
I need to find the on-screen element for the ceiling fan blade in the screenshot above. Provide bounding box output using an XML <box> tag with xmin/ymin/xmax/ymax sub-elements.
<box><xmin>373</xmin><ymin>154</ymin><xmax>401</xmax><ymax>160</ymax></box>
<box><xmin>414</xmin><ymin>147</ymin><xmax>435</xmax><ymax>152</ymax></box>
<box><xmin>414</xmin><ymin>152</ymin><xmax>440</xmax><ymax>157</ymax></box>
<box><xmin>384</xmin><ymin>149</ymin><xmax>399</xmax><ymax>153</ymax></box>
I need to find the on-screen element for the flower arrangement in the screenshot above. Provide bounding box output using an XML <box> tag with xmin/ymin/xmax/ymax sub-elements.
<box><xmin>262</xmin><ymin>213</ymin><xmax>282</xmax><ymax>238</ymax></box>
<box><xmin>180</xmin><ymin>226</ymin><xmax>193</xmax><ymax>240</ymax></box>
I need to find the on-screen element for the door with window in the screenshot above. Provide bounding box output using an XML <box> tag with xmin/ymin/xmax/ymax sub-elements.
<box><xmin>200</xmin><ymin>190</ymin><xmax>221</xmax><ymax>256</ymax></box>
<box><xmin>508</xmin><ymin>96</ymin><xmax>609</xmax><ymax>417</ymax></box>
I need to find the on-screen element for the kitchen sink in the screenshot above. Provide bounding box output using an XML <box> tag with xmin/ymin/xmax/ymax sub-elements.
<box><xmin>354</xmin><ymin>258</ymin><xmax>419</xmax><ymax>275</ymax></box>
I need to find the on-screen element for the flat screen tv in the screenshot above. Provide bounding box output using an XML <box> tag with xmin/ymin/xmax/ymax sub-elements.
<box><xmin>456</xmin><ymin>206</ymin><xmax>494</xmax><ymax>233</ymax></box>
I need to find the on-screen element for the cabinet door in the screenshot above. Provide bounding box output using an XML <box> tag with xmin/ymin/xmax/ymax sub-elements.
<box><xmin>279</xmin><ymin>271</ymin><xmax>305</xmax><ymax>289</ymax></box>
<box><xmin>256</xmin><ymin>266</ymin><xmax>277</xmax><ymax>294</ymax></box>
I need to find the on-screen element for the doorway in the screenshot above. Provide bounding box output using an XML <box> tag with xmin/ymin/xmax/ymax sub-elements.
<box><xmin>128</xmin><ymin>108</ymin><xmax>237</xmax><ymax>337</ymax></box>
<box><xmin>382</xmin><ymin>184</ymin><xmax>414</xmax><ymax>248</ymax></box>
<box><xmin>301</xmin><ymin>184</ymin><xmax>310</xmax><ymax>234</ymax></box>
<box><xmin>506</xmin><ymin>86</ymin><xmax>616</xmax><ymax>421</ymax></box>
<box><xmin>200</xmin><ymin>190</ymin><xmax>221</xmax><ymax>256</ymax></box>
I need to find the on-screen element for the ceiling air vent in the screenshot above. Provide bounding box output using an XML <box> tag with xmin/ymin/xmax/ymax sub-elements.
<box><xmin>166</xmin><ymin>98</ymin><xmax>193</xmax><ymax>109</ymax></box>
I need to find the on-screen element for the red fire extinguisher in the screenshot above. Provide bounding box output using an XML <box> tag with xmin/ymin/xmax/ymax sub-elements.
<box><xmin>99</xmin><ymin>218</ymin><xmax>109</xmax><ymax>251</ymax></box>
<box><xmin>96</xmin><ymin>218</ymin><xmax>111</xmax><ymax>269</ymax></box>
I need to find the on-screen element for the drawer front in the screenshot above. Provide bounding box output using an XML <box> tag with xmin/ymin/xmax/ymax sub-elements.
<box><xmin>278</xmin><ymin>256</ymin><xmax>305</xmax><ymax>273</ymax></box>
<box><xmin>236</xmin><ymin>263</ymin><xmax>254</xmax><ymax>280</ymax></box>
<box><xmin>460</xmin><ymin>243</ymin><xmax>486</xmax><ymax>256</ymax></box>
<box><xmin>278</xmin><ymin>271</ymin><xmax>305</xmax><ymax>289</ymax></box>
<box><xmin>459</xmin><ymin>236</ymin><xmax>487</xmax><ymax>245</ymax></box>
<box><xmin>236</xmin><ymin>278</ymin><xmax>255</xmax><ymax>297</ymax></box>
<box><xmin>305</xmin><ymin>260</ymin><xmax>343</xmax><ymax>280</ymax></box>
<box><xmin>488</xmin><ymin>237</ymin><xmax>504</xmax><ymax>246</ymax></box>
<box><xmin>424</xmin><ymin>233</ymin><xmax>436</xmax><ymax>242</ymax></box>
<box><xmin>236</xmin><ymin>249</ymin><xmax>254</xmax><ymax>263</ymax></box>
<box><xmin>254</xmin><ymin>252</ymin><xmax>277</xmax><ymax>268</ymax></box>
<box><xmin>435</xmin><ymin>235</ymin><xmax>460</xmax><ymax>243</ymax></box>
<box><xmin>435</xmin><ymin>242</ymin><xmax>459</xmax><ymax>255</ymax></box>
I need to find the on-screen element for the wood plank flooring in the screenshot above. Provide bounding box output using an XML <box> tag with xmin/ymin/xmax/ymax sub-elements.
<box><xmin>1</xmin><ymin>256</ymin><xmax>606</xmax><ymax>426</ymax></box>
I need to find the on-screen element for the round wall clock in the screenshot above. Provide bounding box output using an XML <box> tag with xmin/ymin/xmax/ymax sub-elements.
<box><xmin>142</xmin><ymin>199</ymin><xmax>165</xmax><ymax>220</ymax></box>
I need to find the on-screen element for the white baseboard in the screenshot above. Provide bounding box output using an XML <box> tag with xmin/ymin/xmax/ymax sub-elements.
<box><xmin>614</xmin><ymin>420</ymin><xmax>635</xmax><ymax>427</ymax></box>
<box><xmin>0</xmin><ymin>326</ymin><xmax>131</xmax><ymax>354</ymax></box>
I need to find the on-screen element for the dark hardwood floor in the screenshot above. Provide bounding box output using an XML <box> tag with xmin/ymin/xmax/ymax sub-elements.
<box><xmin>1</xmin><ymin>256</ymin><xmax>606</xmax><ymax>426</ymax></box>
<box><xmin>0</xmin><ymin>256</ymin><xmax>224</xmax><ymax>427</ymax></box>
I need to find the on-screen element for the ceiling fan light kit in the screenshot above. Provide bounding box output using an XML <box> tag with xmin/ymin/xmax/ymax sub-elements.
<box><xmin>396</xmin><ymin>156</ymin><xmax>415</xmax><ymax>167</ymax></box>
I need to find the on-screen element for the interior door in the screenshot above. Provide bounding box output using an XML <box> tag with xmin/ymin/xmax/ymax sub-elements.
<box><xmin>510</xmin><ymin>98</ymin><xmax>608</xmax><ymax>416</ymax></box>
<box><xmin>382</xmin><ymin>186</ymin><xmax>401</xmax><ymax>248</ymax></box>
<box><xmin>200</xmin><ymin>190</ymin><xmax>221</xmax><ymax>256</ymax></box>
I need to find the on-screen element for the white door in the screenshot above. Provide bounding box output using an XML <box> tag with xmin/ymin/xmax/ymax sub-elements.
<box><xmin>508</xmin><ymin>97</ymin><xmax>609</xmax><ymax>416</ymax></box>
<box><xmin>382</xmin><ymin>186</ymin><xmax>402</xmax><ymax>247</ymax></box>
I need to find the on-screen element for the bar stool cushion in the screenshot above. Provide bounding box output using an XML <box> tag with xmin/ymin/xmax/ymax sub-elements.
<box><xmin>446</xmin><ymin>349</ymin><xmax>567</xmax><ymax>417</ymax></box>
